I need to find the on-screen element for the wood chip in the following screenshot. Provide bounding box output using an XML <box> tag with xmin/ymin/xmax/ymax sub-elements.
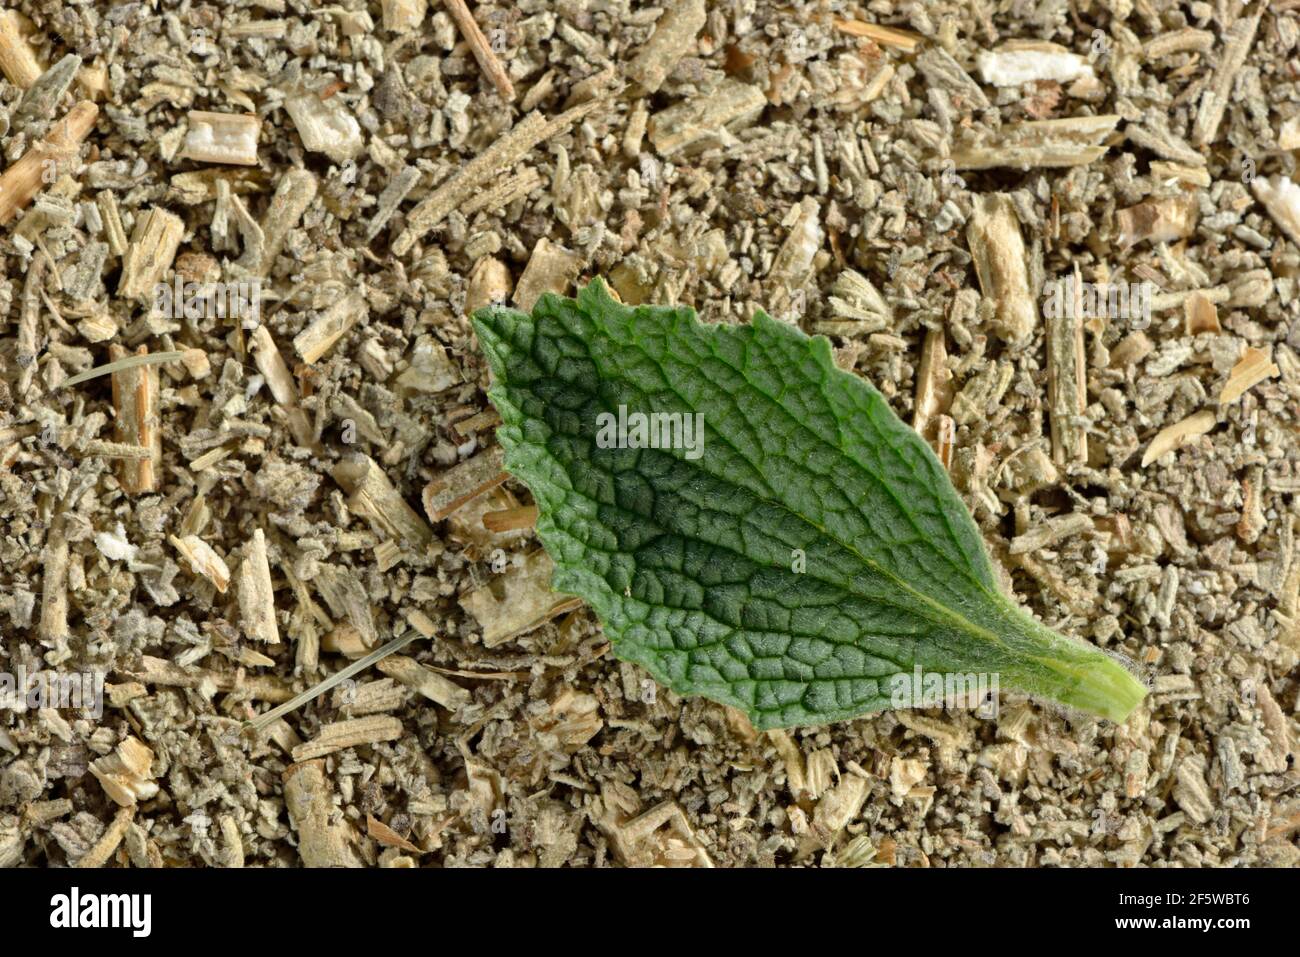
<box><xmin>381</xmin><ymin>0</ymin><xmax>428</xmax><ymax>33</ymax></box>
<box><xmin>801</xmin><ymin>774</ymin><xmax>870</xmax><ymax>856</ymax></box>
<box><xmin>1192</xmin><ymin>9</ymin><xmax>1262</xmax><ymax>146</ymax></box>
<box><xmin>170</xmin><ymin>534</ymin><xmax>232</xmax><ymax>593</ymax></box>
<box><xmin>0</xmin><ymin>101</ymin><xmax>98</xmax><ymax>226</ymax></box>
<box><xmin>337</xmin><ymin>678</ymin><xmax>408</xmax><ymax>716</ymax></box>
<box><xmin>118</xmin><ymin>207</ymin><xmax>184</xmax><ymax>299</ymax></box>
<box><xmin>967</xmin><ymin>193</ymin><xmax>1034</xmax><ymax>344</ymax></box>
<box><xmin>38</xmin><ymin>513</ymin><xmax>69</xmax><ymax>650</ymax></box>
<box><xmin>77</xmin><ymin>806</ymin><xmax>134</xmax><ymax>869</ymax></box>
<box><xmin>1141</xmin><ymin>409</ymin><xmax>1216</xmax><ymax>467</ymax></box>
<box><xmin>15</xmin><ymin>253</ymin><xmax>45</xmax><ymax>397</ymax></box>
<box><xmin>129</xmin><ymin>656</ymin><xmax>294</xmax><ymax>702</ymax></box>
<box><xmin>952</xmin><ymin>115</ymin><xmax>1120</xmax><ymax>170</ymax></box>
<box><xmin>1256</xmin><ymin>684</ymin><xmax>1292</xmax><ymax>772</ymax></box>
<box><xmin>482</xmin><ymin>504</ymin><xmax>538</xmax><ymax>532</ymax></box>
<box><xmin>512</xmin><ymin>237</ymin><xmax>583</xmax><ymax>312</ymax></box>
<box><xmin>932</xmin><ymin>416</ymin><xmax>956</xmax><ymax>471</ymax></box>
<box><xmin>627</xmin><ymin>0</ymin><xmax>707</xmax><ymax>94</ymax></box>
<box><xmin>821</xmin><ymin>267</ymin><xmax>892</xmax><ymax>333</ymax></box>
<box><xmin>1173</xmin><ymin>755</ymin><xmax>1214</xmax><ymax>823</ymax></box>
<box><xmin>915</xmin><ymin>47</ymin><xmax>989</xmax><ymax>108</ymax></box>
<box><xmin>1116</xmin><ymin>195</ymin><xmax>1198</xmax><ymax>248</ymax></box>
<box><xmin>0</xmin><ymin>10</ymin><xmax>43</xmax><ymax>89</ymax></box>
<box><xmin>89</xmin><ymin>737</ymin><xmax>158</xmax><ymax>807</ymax></box>
<box><xmin>1184</xmin><ymin>291</ymin><xmax>1220</xmax><ymax>335</ymax></box>
<box><xmin>393</xmin><ymin>100</ymin><xmax>605</xmax><ymax>255</ymax></box>
<box><xmin>832</xmin><ymin>18</ymin><xmax>922</xmax><ymax>52</ymax></box>
<box><xmin>594</xmin><ymin>789</ymin><xmax>714</xmax><ymax>867</ymax></box>
<box><xmin>1010</xmin><ymin>513</ymin><xmax>1094</xmax><ymax>554</ymax></box>
<box><xmin>333</xmin><ymin>454</ymin><xmax>434</xmax><ymax>552</ymax></box>
<box><xmin>451</xmin><ymin>408</ymin><xmax>502</xmax><ymax>438</ymax></box>
<box><xmin>1279</xmin><ymin>116</ymin><xmax>1300</xmax><ymax>151</ymax></box>
<box><xmin>364</xmin><ymin>164</ymin><xmax>421</xmax><ymax>241</ymax></box>
<box><xmin>648</xmin><ymin>79</ymin><xmax>767</xmax><ymax>157</ymax></box>
<box><xmin>244</xmin><ymin>168</ymin><xmax>317</xmax><ymax>277</ymax></box>
<box><xmin>367</xmin><ymin>813</ymin><xmax>421</xmax><ymax>853</ymax></box>
<box><xmin>292</xmin><ymin>715</ymin><xmax>403</xmax><ymax>761</ymax></box>
<box><xmin>285</xmin><ymin>91</ymin><xmax>364</xmax><ymax>163</ymax></box>
<box><xmin>976</xmin><ymin>41</ymin><xmax>1094</xmax><ymax>86</ymax></box>
<box><xmin>283</xmin><ymin>760</ymin><xmax>363</xmax><ymax>866</ymax></box>
<box><xmin>423</xmin><ymin>446</ymin><xmax>506</xmax><ymax>521</ymax></box>
<box><xmin>1047</xmin><ymin>268</ymin><xmax>1088</xmax><ymax>466</ymax></box>
<box><xmin>1126</xmin><ymin>123</ymin><xmax>1204</xmax><ymax>168</ymax></box>
<box><xmin>294</xmin><ymin>290</ymin><xmax>368</xmax><ymax>364</ymax></box>
<box><xmin>1252</xmin><ymin>175</ymin><xmax>1300</xmax><ymax>247</ymax></box>
<box><xmin>109</xmin><ymin>344</ymin><xmax>162</xmax><ymax>494</ymax></box>
<box><xmin>217</xmin><ymin>814</ymin><xmax>244</xmax><ymax>868</ymax></box>
<box><xmin>321</xmin><ymin>623</ymin><xmax>372</xmax><ymax>659</ymax></box>
<box><xmin>250</xmin><ymin>325</ymin><xmax>316</xmax><ymax>448</ymax></box>
<box><xmin>1150</xmin><ymin>161</ymin><xmax>1211</xmax><ymax>187</ymax></box>
<box><xmin>459</xmin><ymin>165</ymin><xmax>543</xmax><ymax>218</ymax></box>
<box><xmin>767</xmin><ymin>197</ymin><xmax>823</xmax><ymax>316</ymax></box>
<box><xmin>96</xmin><ymin>189</ymin><xmax>127</xmax><ymax>255</ymax></box>
<box><xmin>1219</xmin><ymin>347</ymin><xmax>1280</xmax><ymax>405</ymax></box>
<box><xmin>460</xmin><ymin>549</ymin><xmax>583</xmax><ymax>647</ymax></box>
<box><xmin>377</xmin><ymin>655</ymin><xmax>471</xmax><ymax>711</ymax></box>
<box><xmin>180</xmin><ymin>111</ymin><xmax>262</xmax><ymax>166</ymax></box>
<box><xmin>913</xmin><ymin>328</ymin><xmax>953</xmax><ymax>448</ymax></box>
<box><xmin>393</xmin><ymin>335</ymin><xmax>459</xmax><ymax>393</ymax></box>
<box><xmin>238</xmin><ymin>529</ymin><xmax>280</xmax><ymax>644</ymax></box>
<box><xmin>1143</xmin><ymin>28</ymin><xmax>1214</xmax><ymax>60</ymax></box>
<box><xmin>443</xmin><ymin>0</ymin><xmax>514</xmax><ymax>100</ymax></box>
<box><xmin>465</xmin><ymin>255</ymin><xmax>513</xmax><ymax>314</ymax></box>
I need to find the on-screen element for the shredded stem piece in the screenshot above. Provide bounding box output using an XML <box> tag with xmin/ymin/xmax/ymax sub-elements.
<box><xmin>245</xmin><ymin>629</ymin><xmax>421</xmax><ymax>733</ymax></box>
<box><xmin>55</xmin><ymin>350</ymin><xmax>189</xmax><ymax>391</ymax></box>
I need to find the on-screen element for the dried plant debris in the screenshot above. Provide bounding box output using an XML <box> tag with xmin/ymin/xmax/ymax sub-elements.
<box><xmin>0</xmin><ymin>100</ymin><xmax>97</xmax><ymax>225</ymax></box>
<box><xmin>967</xmin><ymin>194</ymin><xmax>1035</xmax><ymax>344</ymax></box>
<box><xmin>180</xmin><ymin>111</ymin><xmax>262</xmax><ymax>167</ymax></box>
<box><xmin>0</xmin><ymin>0</ymin><xmax>1297</xmax><ymax>871</ymax></box>
<box><xmin>952</xmin><ymin>116</ymin><xmax>1121</xmax><ymax>171</ymax></box>
<box><xmin>976</xmin><ymin>42</ymin><xmax>1094</xmax><ymax>87</ymax></box>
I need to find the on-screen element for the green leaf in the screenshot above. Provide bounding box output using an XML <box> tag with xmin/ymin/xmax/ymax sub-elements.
<box><xmin>472</xmin><ymin>279</ymin><xmax>1147</xmax><ymax>730</ymax></box>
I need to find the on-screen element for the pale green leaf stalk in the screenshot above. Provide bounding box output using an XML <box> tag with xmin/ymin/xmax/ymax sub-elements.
<box><xmin>472</xmin><ymin>279</ymin><xmax>1147</xmax><ymax>730</ymax></box>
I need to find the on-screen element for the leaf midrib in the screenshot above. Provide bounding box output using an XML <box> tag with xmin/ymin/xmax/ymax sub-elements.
<box><xmin>509</xmin><ymin>427</ymin><xmax>925</xmax><ymax>669</ymax></box>
<box><xmin>590</xmin><ymin>308</ymin><xmax>1015</xmax><ymax>652</ymax></box>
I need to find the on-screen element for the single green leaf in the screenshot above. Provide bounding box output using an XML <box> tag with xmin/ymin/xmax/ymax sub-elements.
<box><xmin>472</xmin><ymin>279</ymin><xmax>1147</xmax><ymax>730</ymax></box>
